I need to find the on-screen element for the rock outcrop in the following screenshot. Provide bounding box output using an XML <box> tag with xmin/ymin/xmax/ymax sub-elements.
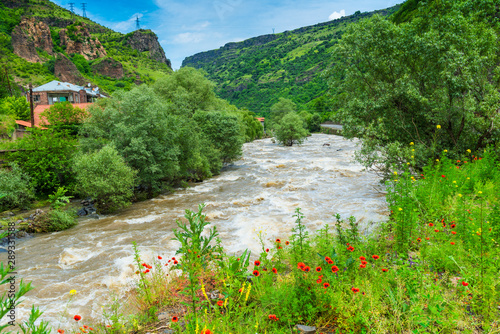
<box><xmin>54</xmin><ymin>53</ymin><xmax>86</xmax><ymax>85</ymax></box>
<box><xmin>91</xmin><ymin>58</ymin><xmax>124</xmax><ymax>79</ymax></box>
<box><xmin>59</xmin><ymin>23</ymin><xmax>107</xmax><ymax>60</ymax></box>
<box><xmin>11</xmin><ymin>17</ymin><xmax>53</xmax><ymax>63</ymax></box>
<box><xmin>125</xmin><ymin>30</ymin><xmax>171</xmax><ymax>69</ymax></box>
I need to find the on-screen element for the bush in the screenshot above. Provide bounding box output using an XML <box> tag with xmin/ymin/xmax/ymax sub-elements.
<box><xmin>0</xmin><ymin>163</ymin><xmax>35</xmax><ymax>211</ymax></box>
<box><xmin>73</xmin><ymin>145</ymin><xmax>137</xmax><ymax>213</ymax></box>
<box><xmin>274</xmin><ymin>112</ymin><xmax>308</xmax><ymax>146</ymax></box>
<box><xmin>46</xmin><ymin>210</ymin><xmax>76</xmax><ymax>232</ymax></box>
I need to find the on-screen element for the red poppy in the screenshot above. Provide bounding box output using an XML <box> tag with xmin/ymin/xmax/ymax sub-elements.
<box><xmin>361</xmin><ymin>261</ymin><xmax>367</xmax><ymax>265</ymax></box>
<box><xmin>237</xmin><ymin>258</ymin><xmax>240</xmax><ymax>261</ymax></box>
<box><xmin>147</xmin><ymin>265</ymin><xmax>152</xmax><ymax>269</ymax></box>
<box><xmin>359</xmin><ymin>264</ymin><xmax>366</xmax><ymax>268</ymax></box>
<box><xmin>331</xmin><ymin>265</ymin><xmax>339</xmax><ymax>273</ymax></box>
<box><xmin>315</xmin><ymin>266</ymin><xmax>322</xmax><ymax>272</ymax></box>
<box><xmin>297</xmin><ymin>262</ymin><xmax>306</xmax><ymax>270</ymax></box>
<box><xmin>158</xmin><ymin>256</ymin><xmax>162</xmax><ymax>260</ymax></box>
<box><xmin>238</xmin><ymin>288</ymin><xmax>242</xmax><ymax>293</ymax></box>
<box><xmin>265</xmin><ymin>248</ymin><xmax>269</xmax><ymax>253</ymax></box>
<box><xmin>351</xmin><ymin>287</ymin><xmax>360</xmax><ymax>293</ymax></box>
<box><xmin>323</xmin><ymin>282</ymin><xmax>330</xmax><ymax>288</ymax></box>
<box><xmin>217</xmin><ymin>300</ymin><xmax>223</xmax><ymax>307</ymax></box>
<box><xmin>253</xmin><ymin>270</ymin><xmax>260</xmax><ymax>277</ymax></box>
<box><xmin>106</xmin><ymin>325</ymin><xmax>111</xmax><ymax>328</ymax></box>
<box><xmin>325</xmin><ymin>256</ymin><xmax>331</xmax><ymax>261</ymax></box>
<box><xmin>83</xmin><ymin>326</ymin><xmax>89</xmax><ymax>329</ymax></box>
<box><xmin>429</xmin><ymin>223</ymin><xmax>434</xmax><ymax>227</ymax></box>
<box><xmin>450</xmin><ymin>242</ymin><xmax>455</xmax><ymax>245</ymax></box>
<box><xmin>417</xmin><ymin>238</ymin><xmax>422</xmax><ymax>242</ymax></box>
<box><xmin>57</xmin><ymin>330</ymin><xmax>64</xmax><ymax>334</ymax></box>
<box><xmin>372</xmin><ymin>255</ymin><xmax>379</xmax><ymax>260</ymax></box>
<box><xmin>303</xmin><ymin>266</ymin><xmax>311</xmax><ymax>272</ymax></box>
<box><xmin>285</xmin><ymin>241</ymin><xmax>290</xmax><ymax>245</ymax></box>
<box><xmin>359</xmin><ymin>256</ymin><xmax>366</xmax><ymax>261</ymax></box>
<box><xmin>451</xmin><ymin>231</ymin><xmax>457</xmax><ymax>235</ymax></box>
<box><xmin>89</xmin><ymin>328</ymin><xmax>93</xmax><ymax>331</ymax></box>
<box><xmin>268</xmin><ymin>314</ymin><xmax>277</xmax><ymax>320</ymax></box>
<box><xmin>451</xmin><ymin>224</ymin><xmax>456</xmax><ymax>228</ymax></box>
<box><xmin>347</xmin><ymin>246</ymin><xmax>355</xmax><ymax>252</ymax></box>
<box><xmin>426</xmin><ymin>237</ymin><xmax>430</xmax><ymax>240</ymax></box>
<box><xmin>144</xmin><ymin>269</ymin><xmax>150</xmax><ymax>273</ymax></box>
<box><xmin>74</xmin><ymin>315</ymin><xmax>81</xmax><ymax>321</ymax></box>
<box><xmin>254</xmin><ymin>260</ymin><xmax>261</xmax><ymax>266</ymax></box>
<box><xmin>173</xmin><ymin>260</ymin><xmax>178</xmax><ymax>265</ymax></box>
<box><xmin>201</xmin><ymin>330</ymin><xmax>212</xmax><ymax>334</ymax></box>
<box><xmin>316</xmin><ymin>278</ymin><xmax>322</xmax><ymax>284</ymax></box>
<box><xmin>168</xmin><ymin>260</ymin><xmax>171</xmax><ymax>263</ymax></box>
<box><xmin>276</xmin><ymin>238</ymin><xmax>281</xmax><ymax>243</ymax></box>
<box><xmin>462</xmin><ymin>281</ymin><xmax>469</xmax><ymax>287</ymax></box>
<box><xmin>272</xmin><ymin>268</ymin><xmax>277</xmax><ymax>274</ymax></box>
<box><xmin>441</xmin><ymin>175</ymin><xmax>445</xmax><ymax>178</ymax></box>
<box><xmin>172</xmin><ymin>257</ymin><xmax>176</xmax><ymax>260</ymax></box>
<box><xmin>382</xmin><ymin>268</ymin><xmax>388</xmax><ymax>272</ymax></box>
<box><xmin>327</xmin><ymin>259</ymin><xmax>334</xmax><ymax>264</ymax></box>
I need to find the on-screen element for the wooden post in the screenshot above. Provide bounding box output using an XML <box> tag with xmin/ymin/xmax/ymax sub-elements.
<box><xmin>29</xmin><ymin>83</ymin><xmax>34</xmax><ymax>128</ymax></box>
<box><xmin>4</xmin><ymin>66</ymin><xmax>12</xmax><ymax>96</ymax></box>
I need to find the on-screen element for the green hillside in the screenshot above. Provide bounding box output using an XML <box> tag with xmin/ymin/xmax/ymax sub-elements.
<box><xmin>182</xmin><ymin>5</ymin><xmax>401</xmax><ymax>116</ymax></box>
<box><xmin>0</xmin><ymin>0</ymin><xmax>171</xmax><ymax>95</ymax></box>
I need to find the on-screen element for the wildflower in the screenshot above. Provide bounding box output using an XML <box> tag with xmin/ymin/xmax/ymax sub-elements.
<box><xmin>451</xmin><ymin>224</ymin><xmax>456</xmax><ymax>228</ymax></box>
<box><xmin>331</xmin><ymin>265</ymin><xmax>339</xmax><ymax>273</ymax></box>
<box><xmin>217</xmin><ymin>300</ymin><xmax>223</xmax><ymax>307</ymax></box>
<box><xmin>434</xmin><ymin>229</ymin><xmax>439</xmax><ymax>233</ymax></box>
<box><xmin>351</xmin><ymin>287</ymin><xmax>360</xmax><ymax>293</ymax></box>
<box><xmin>444</xmin><ymin>150</ymin><xmax>448</xmax><ymax>153</ymax></box>
<box><xmin>285</xmin><ymin>241</ymin><xmax>290</xmax><ymax>245</ymax></box>
<box><xmin>452</xmin><ymin>231</ymin><xmax>457</xmax><ymax>235</ymax></box>
<box><xmin>382</xmin><ymin>268</ymin><xmax>388</xmax><ymax>272</ymax></box>
<box><xmin>429</xmin><ymin>223</ymin><xmax>434</xmax><ymax>227</ymax></box>
<box><xmin>462</xmin><ymin>281</ymin><xmax>469</xmax><ymax>287</ymax></box>
<box><xmin>275</xmin><ymin>238</ymin><xmax>281</xmax><ymax>243</ymax></box>
<box><xmin>57</xmin><ymin>330</ymin><xmax>64</xmax><ymax>334</ymax></box>
<box><xmin>278</xmin><ymin>246</ymin><xmax>282</xmax><ymax>249</ymax></box>
<box><xmin>172</xmin><ymin>257</ymin><xmax>176</xmax><ymax>260</ymax></box>
<box><xmin>410</xmin><ymin>142</ymin><xmax>414</xmax><ymax>146</ymax></box>
<box><xmin>265</xmin><ymin>248</ymin><xmax>269</xmax><ymax>253</ymax></box>
<box><xmin>252</xmin><ymin>270</ymin><xmax>260</xmax><ymax>277</ymax></box>
<box><xmin>83</xmin><ymin>326</ymin><xmax>89</xmax><ymax>329</ymax></box>
<box><xmin>323</xmin><ymin>282</ymin><xmax>330</xmax><ymax>288</ymax></box>
<box><xmin>297</xmin><ymin>262</ymin><xmax>306</xmax><ymax>270</ymax></box>
<box><xmin>201</xmin><ymin>330</ymin><xmax>213</xmax><ymax>334</ymax></box>
<box><xmin>268</xmin><ymin>314</ymin><xmax>277</xmax><ymax>320</ymax></box>
<box><xmin>398</xmin><ymin>208</ymin><xmax>403</xmax><ymax>211</ymax></box>
<box><xmin>325</xmin><ymin>256</ymin><xmax>331</xmax><ymax>261</ymax></box>
<box><xmin>372</xmin><ymin>255</ymin><xmax>379</xmax><ymax>260</ymax></box>
<box><xmin>426</xmin><ymin>237</ymin><xmax>430</xmax><ymax>240</ymax></box>
<box><xmin>315</xmin><ymin>266</ymin><xmax>322</xmax><ymax>272</ymax></box>
<box><xmin>347</xmin><ymin>246</ymin><xmax>355</xmax><ymax>252</ymax></box>
<box><xmin>478</xmin><ymin>191</ymin><xmax>483</xmax><ymax>194</ymax></box>
<box><xmin>436</xmin><ymin>159</ymin><xmax>439</xmax><ymax>162</ymax></box>
<box><xmin>69</xmin><ymin>289</ymin><xmax>77</xmax><ymax>295</ymax></box>
<box><xmin>272</xmin><ymin>268</ymin><xmax>277</xmax><ymax>274</ymax></box>
<box><xmin>450</xmin><ymin>242</ymin><xmax>455</xmax><ymax>245</ymax></box>
<box><xmin>327</xmin><ymin>259</ymin><xmax>334</xmax><ymax>264</ymax></box>
<box><xmin>303</xmin><ymin>266</ymin><xmax>311</xmax><ymax>272</ymax></box>
<box><xmin>359</xmin><ymin>256</ymin><xmax>366</xmax><ymax>261</ymax></box>
<box><xmin>417</xmin><ymin>238</ymin><xmax>422</xmax><ymax>242</ymax></box>
<box><xmin>437</xmin><ymin>125</ymin><xmax>441</xmax><ymax>129</ymax></box>
<box><xmin>74</xmin><ymin>315</ymin><xmax>82</xmax><ymax>321</ymax></box>
<box><xmin>254</xmin><ymin>260</ymin><xmax>261</xmax><ymax>266</ymax></box>
<box><xmin>173</xmin><ymin>260</ymin><xmax>178</xmax><ymax>265</ymax></box>
<box><xmin>237</xmin><ymin>258</ymin><xmax>240</xmax><ymax>261</ymax></box>
<box><xmin>143</xmin><ymin>269</ymin><xmax>149</xmax><ymax>274</ymax></box>
<box><xmin>467</xmin><ymin>149</ymin><xmax>471</xmax><ymax>153</ymax></box>
<box><xmin>359</xmin><ymin>264</ymin><xmax>366</xmax><ymax>268</ymax></box>
<box><xmin>316</xmin><ymin>278</ymin><xmax>322</xmax><ymax>284</ymax></box>
<box><xmin>89</xmin><ymin>328</ymin><xmax>93</xmax><ymax>331</ymax></box>
<box><xmin>361</xmin><ymin>260</ymin><xmax>367</xmax><ymax>265</ymax></box>
<box><xmin>106</xmin><ymin>325</ymin><xmax>111</xmax><ymax>328</ymax></box>
<box><xmin>158</xmin><ymin>256</ymin><xmax>162</xmax><ymax>260</ymax></box>
<box><xmin>441</xmin><ymin>175</ymin><xmax>445</xmax><ymax>178</ymax></box>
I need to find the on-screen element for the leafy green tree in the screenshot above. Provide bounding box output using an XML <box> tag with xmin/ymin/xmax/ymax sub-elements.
<box><xmin>0</xmin><ymin>163</ymin><xmax>35</xmax><ymax>211</ymax></box>
<box><xmin>0</xmin><ymin>96</ymin><xmax>29</xmax><ymax>121</ymax></box>
<box><xmin>0</xmin><ymin>114</ymin><xmax>16</xmax><ymax>138</ymax></box>
<box><xmin>73</xmin><ymin>145</ymin><xmax>137</xmax><ymax>213</ymax></box>
<box><xmin>40</xmin><ymin>101</ymin><xmax>87</xmax><ymax>135</ymax></box>
<box><xmin>193</xmin><ymin>111</ymin><xmax>244</xmax><ymax>163</ymax></box>
<box><xmin>79</xmin><ymin>86</ymin><xmax>180</xmax><ymax>193</ymax></box>
<box><xmin>328</xmin><ymin>8</ymin><xmax>500</xmax><ymax>173</ymax></box>
<box><xmin>269</xmin><ymin>97</ymin><xmax>296</xmax><ymax>127</ymax></box>
<box><xmin>274</xmin><ymin>112</ymin><xmax>308</xmax><ymax>146</ymax></box>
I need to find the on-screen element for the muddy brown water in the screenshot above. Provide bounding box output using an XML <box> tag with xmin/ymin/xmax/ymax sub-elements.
<box><xmin>1</xmin><ymin>134</ymin><xmax>388</xmax><ymax>330</ymax></box>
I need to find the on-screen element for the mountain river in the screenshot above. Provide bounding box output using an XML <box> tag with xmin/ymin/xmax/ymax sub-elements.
<box><xmin>2</xmin><ymin>133</ymin><xmax>389</xmax><ymax>329</ymax></box>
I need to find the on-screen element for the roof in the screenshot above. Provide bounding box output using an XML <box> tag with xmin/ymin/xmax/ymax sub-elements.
<box><xmin>15</xmin><ymin>103</ymin><xmax>93</xmax><ymax>128</ymax></box>
<box><xmin>32</xmin><ymin>80</ymin><xmax>101</xmax><ymax>96</ymax></box>
<box><xmin>256</xmin><ymin>117</ymin><xmax>265</xmax><ymax>122</ymax></box>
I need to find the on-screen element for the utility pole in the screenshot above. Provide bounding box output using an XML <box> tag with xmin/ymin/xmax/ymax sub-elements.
<box><xmin>29</xmin><ymin>83</ymin><xmax>34</xmax><ymax>128</ymax></box>
<box><xmin>81</xmin><ymin>3</ymin><xmax>87</xmax><ymax>18</ymax></box>
<box><xmin>136</xmin><ymin>16</ymin><xmax>140</xmax><ymax>30</ymax></box>
<box><xmin>4</xmin><ymin>66</ymin><xmax>12</xmax><ymax>97</ymax></box>
<box><xmin>272</xmin><ymin>28</ymin><xmax>275</xmax><ymax>34</ymax></box>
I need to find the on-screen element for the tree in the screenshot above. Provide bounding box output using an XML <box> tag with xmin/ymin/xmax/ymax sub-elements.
<box><xmin>0</xmin><ymin>96</ymin><xmax>29</xmax><ymax>120</ymax></box>
<box><xmin>0</xmin><ymin>163</ymin><xmax>35</xmax><ymax>211</ymax></box>
<box><xmin>328</xmin><ymin>7</ymin><xmax>500</xmax><ymax>173</ymax></box>
<box><xmin>269</xmin><ymin>97</ymin><xmax>296</xmax><ymax>127</ymax></box>
<box><xmin>73</xmin><ymin>145</ymin><xmax>137</xmax><ymax>213</ymax></box>
<box><xmin>40</xmin><ymin>101</ymin><xmax>87</xmax><ymax>135</ymax></box>
<box><xmin>274</xmin><ymin>112</ymin><xmax>308</xmax><ymax>146</ymax></box>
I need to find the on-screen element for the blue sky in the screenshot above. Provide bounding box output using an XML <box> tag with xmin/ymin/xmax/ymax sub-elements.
<box><xmin>51</xmin><ymin>0</ymin><xmax>402</xmax><ymax>69</ymax></box>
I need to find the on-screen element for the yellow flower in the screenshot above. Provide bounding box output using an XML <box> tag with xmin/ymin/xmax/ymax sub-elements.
<box><xmin>410</xmin><ymin>142</ymin><xmax>414</xmax><ymax>146</ymax></box>
<box><xmin>443</xmin><ymin>150</ymin><xmax>448</xmax><ymax>153</ymax></box>
<box><xmin>398</xmin><ymin>208</ymin><xmax>403</xmax><ymax>211</ymax></box>
<box><xmin>478</xmin><ymin>191</ymin><xmax>483</xmax><ymax>194</ymax></box>
<box><xmin>467</xmin><ymin>149</ymin><xmax>471</xmax><ymax>153</ymax></box>
<box><xmin>452</xmin><ymin>181</ymin><xmax>456</xmax><ymax>183</ymax></box>
<box><xmin>245</xmin><ymin>284</ymin><xmax>252</xmax><ymax>302</ymax></box>
<box><xmin>407</xmin><ymin>162</ymin><xmax>410</xmax><ymax>165</ymax></box>
<box><xmin>467</xmin><ymin>177</ymin><xmax>470</xmax><ymax>180</ymax></box>
<box><xmin>458</xmin><ymin>194</ymin><xmax>462</xmax><ymax>197</ymax></box>
<box><xmin>411</xmin><ymin>156</ymin><xmax>414</xmax><ymax>159</ymax></box>
<box><xmin>70</xmin><ymin>289</ymin><xmax>77</xmax><ymax>295</ymax></box>
<box><xmin>393</xmin><ymin>171</ymin><xmax>397</xmax><ymax>175</ymax></box>
<box><xmin>411</xmin><ymin>149</ymin><xmax>415</xmax><ymax>152</ymax></box>
<box><xmin>437</xmin><ymin>125</ymin><xmax>441</xmax><ymax>129</ymax></box>
<box><xmin>436</xmin><ymin>159</ymin><xmax>439</xmax><ymax>162</ymax></box>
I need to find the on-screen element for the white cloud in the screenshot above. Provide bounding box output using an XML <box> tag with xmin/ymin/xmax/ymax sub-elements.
<box><xmin>328</xmin><ymin>9</ymin><xmax>346</xmax><ymax>20</ymax></box>
<box><xmin>112</xmin><ymin>13</ymin><xmax>144</xmax><ymax>32</ymax></box>
<box><xmin>172</xmin><ymin>32</ymin><xmax>206</xmax><ymax>44</ymax></box>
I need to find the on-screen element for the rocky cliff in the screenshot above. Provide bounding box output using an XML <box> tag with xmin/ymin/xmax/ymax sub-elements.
<box><xmin>59</xmin><ymin>23</ymin><xmax>107</xmax><ymax>60</ymax></box>
<box><xmin>11</xmin><ymin>17</ymin><xmax>53</xmax><ymax>63</ymax></box>
<box><xmin>91</xmin><ymin>58</ymin><xmax>123</xmax><ymax>79</ymax></box>
<box><xmin>125</xmin><ymin>30</ymin><xmax>171</xmax><ymax>69</ymax></box>
<box><xmin>54</xmin><ymin>53</ymin><xmax>85</xmax><ymax>85</ymax></box>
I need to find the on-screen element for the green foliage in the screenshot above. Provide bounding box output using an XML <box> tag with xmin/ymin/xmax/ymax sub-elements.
<box><xmin>328</xmin><ymin>4</ymin><xmax>500</xmax><ymax>175</ymax></box>
<box><xmin>43</xmin><ymin>209</ymin><xmax>77</xmax><ymax>232</ymax></box>
<box><xmin>40</xmin><ymin>101</ymin><xmax>86</xmax><ymax>135</ymax></box>
<box><xmin>0</xmin><ymin>163</ymin><xmax>35</xmax><ymax>211</ymax></box>
<box><xmin>0</xmin><ymin>114</ymin><xmax>16</xmax><ymax>138</ymax></box>
<box><xmin>70</xmin><ymin>54</ymin><xmax>90</xmax><ymax>74</ymax></box>
<box><xmin>0</xmin><ymin>96</ymin><xmax>30</xmax><ymax>121</ymax></box>
<box><xmin>48</xmin><ymin>187</ymin><xmax>72</xmax><ymax>210</ymax></box>
<box><xmin>73</xmin><ymin>145</ymin><xmax>137</xmax><ymax>213</ymax></box>
<box><xmin>8</xmin><ymin>129</ymin><xmax>77</xmax><ymax>195</ymax></box>
<box><xmin>273</xmin><ymin>112</ymin><xmax>308</xmax><ymax>146</ymax></box>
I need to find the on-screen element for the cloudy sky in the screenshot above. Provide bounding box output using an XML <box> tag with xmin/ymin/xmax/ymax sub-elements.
<box><xmin>51</xmin><ymin>0</ymin><xmax>402</xmax><ymax>69</ymax></box>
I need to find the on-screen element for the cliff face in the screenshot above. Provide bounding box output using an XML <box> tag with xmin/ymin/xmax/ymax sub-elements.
<box><xmin>54</xmin><ymin>53</ymin><xmax>85</xmax><ymax>85</ymax></box>
<box><xmin>59</xmin><ymin>23</ymin><xmax>107</xmax><ymax>60</ymax></box>
<box><xmin>91</xmin><ymin>58</ymin><xmax>123</xmax><ymax>79</ymax></box>
<box><xmin>125</xmin><ymin>30</ymin><xmax>171</xmax><ymax>69</ymax></box>
<box><xmin>11</xmin><ymin>17</ymin><xmax>53</xmax><ymax>63</ymax></box>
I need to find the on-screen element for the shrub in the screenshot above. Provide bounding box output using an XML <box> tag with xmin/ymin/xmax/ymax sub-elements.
<box><xmin>46</xmin><ymin>210</ymin><xmax>77</xmax><ymax>232</ymax></box>
<box><xmin>274</xmin><ymin>112</ymin><xmax>308</xmax><ymax>146</ymax></box>
<box><xmin>0</xmin><ymin>163</ymin><xmax>35</xmax><ymax>211</ymax></box>
<box><xmin>73</xmin><ymin>145</ymin><xmax>137</xmax><ymax>213</ymax></box>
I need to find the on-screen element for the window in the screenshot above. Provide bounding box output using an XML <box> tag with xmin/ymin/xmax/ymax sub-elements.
<box><xmin>33</xmin><ymin>94</ymin><xmax>40</xmax><ymax>102</ymax></box>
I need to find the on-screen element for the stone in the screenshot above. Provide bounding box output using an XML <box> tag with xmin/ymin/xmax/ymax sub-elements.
<box><xmin>58</xmin><ymin>23</ymin><xmax>107</xmax><ymax>60</ymax></box>
<box><xmin>124</xmin><ymin>30</ymin><xmax>171</xmax><ymax>68</ymax></box>
<box><xmin>54</xmin><ymin>53</ymin><xmax>86</xmax><ymax>85</ymax></box>
<box><xmin>86</xmin><ymin>213</ymin><xmax>99</xmax><ymax>220</ymax></box>
<box><xmin>295</xmin><ymin>324</ymin><xmax>317</xmax><ymax>334</ymax></box>
<box><xmin>157</xmin><ymin>312</ymin><xmax>169</xmax><ymax>321</ymax></box>
<box><xmin>161</xmin><ymin>330</ymin><xmax>174</xmax><ymax>334</ymax></box>
<box><xmin>6</xmin><ymin>212</ymin><xmax>14</xmax><ymax>217</ymax></box>
<box><xmin>91</xmin><ymin>58</ymin><xmax>124</xmax><ymax>79</ymax></box>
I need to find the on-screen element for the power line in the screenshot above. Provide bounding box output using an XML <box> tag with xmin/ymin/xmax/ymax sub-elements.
<box><xmin>81</xmin><ymin>3</ymin><xmax>87</xmax><ymax>18</ymax></box>
<box><xmin>68</xmin><ymin>2</ymin><xmax>75</xmax><ymax>13</ymax></box>
<box><xmin>136</xmin><ymin>16</ymin><xmax>141</xmax><ymax>30</ymax></box>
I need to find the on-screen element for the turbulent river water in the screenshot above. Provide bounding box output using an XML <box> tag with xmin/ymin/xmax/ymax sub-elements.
<box><xmin>3</xmin><ymin>133</ymin><xmax>389</xmax><ymax>329</ymax></box>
